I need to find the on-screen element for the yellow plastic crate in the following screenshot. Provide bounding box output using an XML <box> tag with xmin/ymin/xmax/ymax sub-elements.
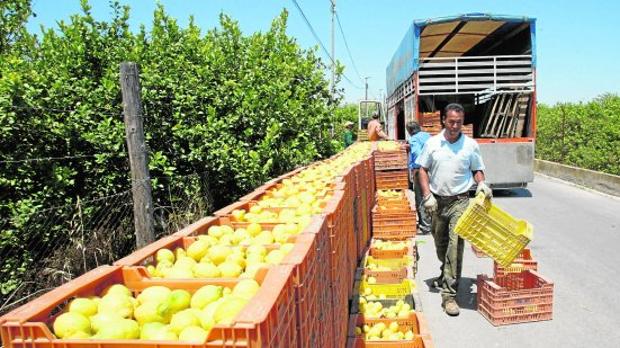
<box><xmin>455</xmin><ymin>193</ymin><xmax>533</xmax><ymax>267</ymax></box>
<box><xmin>360</xmin><ymin>279</ymin><xmax>416</xmax><ymax>298</ymax></box>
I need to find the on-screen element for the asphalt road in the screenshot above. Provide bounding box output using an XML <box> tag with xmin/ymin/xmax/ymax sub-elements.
<box><xmin>415</xmin><ymin>173</ymin><xmax>620</xmax><ymax>347</ymax></box>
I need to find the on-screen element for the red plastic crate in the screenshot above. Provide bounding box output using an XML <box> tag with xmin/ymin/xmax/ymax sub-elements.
<box><xmin>477</xmin><ymin>270</ymin><xmax>554</xmax><ymax>326</ymax></box>
<box><xmin>471</xmin><ymin>244</ymin><xmax>489</xmax><ymax>258</ymax></box>
<box><xmin>493</xmin><ymin>248</ymin><xmax>538</xmax><ymax>279</ymax></box>
<box><xmin>0</xmin><ymin>265</ymin><xmax>297</xmax><ymax>348</ymax></box>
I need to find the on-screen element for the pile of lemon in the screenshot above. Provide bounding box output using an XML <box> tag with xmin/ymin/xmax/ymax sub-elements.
<box><xmin>53</xmin><ymin>280</ymin><xmax>260</xmax><ymax>342</ymax></box>
<box><xmin>355</xmin><ymin>321</ymin><xmax>416</xmax><ymax>341</ymax></box>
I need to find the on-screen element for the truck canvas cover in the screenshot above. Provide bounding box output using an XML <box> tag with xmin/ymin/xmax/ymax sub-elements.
<box><xmin>386</xmin><ymin>13</ymin><xmax>536</xmax><ymax>97</ymax></box>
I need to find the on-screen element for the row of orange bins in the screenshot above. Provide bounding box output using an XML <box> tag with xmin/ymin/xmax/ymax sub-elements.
<box><xmin>0</xmin><ymin>144</ymin><xmax>377</xmax><ymax>348</ymax></box>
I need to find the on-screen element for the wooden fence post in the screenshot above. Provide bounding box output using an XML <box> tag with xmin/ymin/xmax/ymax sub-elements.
<box><xmin>120</xmin><ymin>62</ymin><xmax>155</xmax><ymax>249</ymax></box>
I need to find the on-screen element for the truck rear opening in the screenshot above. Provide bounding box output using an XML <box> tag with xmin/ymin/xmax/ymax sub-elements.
<box><xmin>386</xmin><ymin>13</ymin><xmax>537</xmax><ymax>187</ymax></box>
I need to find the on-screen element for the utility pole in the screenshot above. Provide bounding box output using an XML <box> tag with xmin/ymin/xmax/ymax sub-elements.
<box><xmin>364</xmin><ymin>76</ymin><xmax>370</xmax><ymax>100</ymax></box>
<box><xmin>120</xmin><ymin>62</ymin><xmax>155</xmax><ymax>249</ymax></box>
<box><xmin>330</xmin><ymin>0</ymin><xmax>336</xmax><ymax>95</ymax></box>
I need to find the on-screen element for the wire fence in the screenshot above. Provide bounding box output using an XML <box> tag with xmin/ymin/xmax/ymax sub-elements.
<box><xmin>0</xmin><ymin>170</ymin><xmax>214</xmax><ymax>316</ymax></box>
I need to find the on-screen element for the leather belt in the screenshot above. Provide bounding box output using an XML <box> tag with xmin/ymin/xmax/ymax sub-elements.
<box><xmin>435</xmin><ymin>193</ymin><xmax>469</xmax><ymax>201</ymax></box>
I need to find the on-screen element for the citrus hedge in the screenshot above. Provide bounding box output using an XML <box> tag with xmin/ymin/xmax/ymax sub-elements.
<box><xmin>537</xmin><ymin>94</ymin><xmax>620</xmax><ymax>176</ymax></box>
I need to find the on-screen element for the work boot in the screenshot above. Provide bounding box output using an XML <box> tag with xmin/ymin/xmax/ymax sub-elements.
<box><xmin>442</xmin><ymin>297</ymin><xmax>460</xmax><ymax>316</ymax></box>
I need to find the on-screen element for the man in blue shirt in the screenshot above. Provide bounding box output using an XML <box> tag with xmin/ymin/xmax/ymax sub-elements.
<box><xmin>406</xmin><ymin>121</ymin><xmax>431</xmax><ymax>235</ymax></box>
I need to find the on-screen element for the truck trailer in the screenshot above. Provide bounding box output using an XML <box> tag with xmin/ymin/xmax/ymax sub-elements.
<box><xmin>386</xmin><ymin>13</ymin><xmax>537</xmax><ymax>188</ymax></box>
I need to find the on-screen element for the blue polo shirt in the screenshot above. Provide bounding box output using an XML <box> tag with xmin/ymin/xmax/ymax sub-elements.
<box><xmin>415</xmin><ymin>130</ymin><xmax>485</xmax><ymax>196</ymax></box>
<box><xmin>408</xmin><ymin>131</ymin><xmax>431</xmax><ymax>169</ymax></box>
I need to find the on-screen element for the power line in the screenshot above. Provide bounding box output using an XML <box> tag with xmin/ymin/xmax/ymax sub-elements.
<box><xmin>290</xmin><ymin>0</ymin><xmax>362</xmax><ymax>89</ymax></box>
<box><xmin>335</xmin><ymin>12</ymin><xmax>363</xmax><ymax>83</ymax></box>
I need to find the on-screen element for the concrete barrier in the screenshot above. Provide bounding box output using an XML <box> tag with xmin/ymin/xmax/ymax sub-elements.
<box><xmin>534</xmin><ymin>159</ymin><xmax>620</xmax><ymax>197</ymax></box>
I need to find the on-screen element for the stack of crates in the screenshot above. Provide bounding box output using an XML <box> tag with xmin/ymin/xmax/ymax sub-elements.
<box><xmin>0</xmin><ymin>143</ymin><xmax>376</xmax><ymax>348</ymax></box>
<box><xmin>346</xmin><ymin>186</ymin><xmax>433</xmax><ymax>347</ymax></box>
<box><xmin>477</xmin><ymin>248</ymin><xmax>554</xmax><ymax>326</ymax></box>
<box><xmin>420</xmin><ymin>111</ymin><xmax>442</xmax><ymax>136</ymax></box>
<box><xmin>454</xmin><ymin>192</ymin><xmax>554</xmax><ymax>326</ymax></box>
<box><xmin>373</xmin><ymin>143</ymin><xmax>409</xmax><ymax>191</ymax></box>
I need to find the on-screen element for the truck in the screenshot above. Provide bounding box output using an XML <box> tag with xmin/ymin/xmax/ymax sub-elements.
<box><xmin>386</xmin><ymin>13</ymin><xmax>537</xmax><ymax>188</ymax></box>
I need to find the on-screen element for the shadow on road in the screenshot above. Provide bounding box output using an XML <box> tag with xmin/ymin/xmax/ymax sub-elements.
<box><xmin>423</xmin><ymin>276</ymin><xmax>478</xmax><ymax>311</ymax></box>
<box><xmin>492</xmin><ymin>188</ymin><xmax>533</xmax><ymax>198</ymax></box>
<box><xmin>456</xmin><ymin>277</ymin><xmax>478</xmax><ymax>311</ymax></box>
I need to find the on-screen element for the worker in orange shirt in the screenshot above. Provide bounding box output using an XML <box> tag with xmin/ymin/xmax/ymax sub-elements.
<box><xmin>367</xmin><ymin>112</ymin><xmax>388</xmax><ymax>141</ymax></box>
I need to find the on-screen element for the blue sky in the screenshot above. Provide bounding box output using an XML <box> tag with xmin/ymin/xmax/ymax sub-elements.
<box><xmin>26</xmin><ymin>0</ymin><xmax>620</xmax><ymax>105</ymax></box>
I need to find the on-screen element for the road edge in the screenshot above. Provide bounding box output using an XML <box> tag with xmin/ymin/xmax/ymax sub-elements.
<box><xmin>534</xmin><ymin>159</ymin><xmax>620</xmax><ymax>197</ymax></box>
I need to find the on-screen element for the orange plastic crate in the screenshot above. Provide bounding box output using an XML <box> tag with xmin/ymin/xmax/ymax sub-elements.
<box><xmin>280</xmin><ymin>232</ymin><xmax>321</xmax><ymax>348</ymax></box>
<box><xmin>346</xmin><ymin>335</ymin><xmax>433</xmax><ymax>347</ymax></box>
<box><xmin>375</xmin><ymin>170</ymin><xmax>409</xmax><ymax>190</ymax></box>
<box><xmin>0</xmin><ymin>265</ymin><xmax>297</xmax><ymax>348</ymax></box>
<box><xmin>369</xmin><ymin>239</ymin><xmax>415</xmax><ymax>259</ymax></box>
<box><xmin>347</xmin><ymin>312</ymin><xmax>433</xmax><ymax>346</ymax></box>
<box><xmin>477</xmin><ymin>270</ymin><xmax>554</xmax><ymax>326</ymax></box>
<box><xmin>373</xmin><ymin>150</ymin><xmax>408</xmax><ymax>171</ymax></box>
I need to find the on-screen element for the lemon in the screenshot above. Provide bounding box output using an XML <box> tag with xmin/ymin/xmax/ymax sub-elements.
<box><xmin>404</xmin><ymin>330</ymin><xmax>415</xmax><ymax>340</ymax></box>
<box><xmin>245</xmin><ymin>253</ymin><xmax>264</xmax><ymax>264</ymax></box>
<box><xmin>137</xmin><ymin>286</ymin><xmax>171</xmax><ymax>305</ymax></box>
<box><xmin>165</xmin><ymin>266</ymin><xmax>194</xmax><ymax>279</ymax></box>
<box><xmin>156</xmin><ymin>248</ymin><xmax>175</xmax><ymax>264</ymax></box>
<box><xmin>231</xmin><ymin>209</ymin><xmax>246</xmax><ymax>222</ymax></box>
<box><xmin>98</xmin><ymin>293</ymin><xmax>133</xmax><ymax>318</ymax></box>
<box><xmin>214</xmin><ymin>296</ymin><xmax>249</xmax><ymax>324</ymax></box>
<box><xmin>232</xmin><ymin>279</ymin><xmax>260</xmax><ymax>300</ymax></box>
<box><xmin>101</xmin><ymin>284</ymin><xmax>132</xmax><ymax>298</ymax></box>
<box><xmin>168</xmin><ymin>289</ymin><xmax>191</xmax><ymax>313</ymax></box>
<box><xmin>169</xmin><ymin>309</ymin><xmax>200</xmax><ymax>335</ymax></box>
<box><xmin>246</xmin><ymin>223</ymin><xmax>262</xmax><ymax>237</ymax></box>
<box><xmin>253</xmin><ymin>231</ymin><xmax>274</xmax><ymax>244</ymax></box>
<box><xmin>179</xmin><ymin>326</ymin><xmax>209</xmax><ymax>342</ymax></box>
<box><xmin>265</xmin><ymin>249</ymin><xmax>286</xmax><ymax>264</ymax></box>
<box><xmin>134</xmin><ymin>301</ymin><xmax>171</xmax><ymax>325</ymax></box>
<box><xmin>94</xmin><ymin>319</ymin><xmax>139</xmax><ymax>339</ymax></box>
<box><xmin>186</xmin><ymin>240</ymin><xmax>210</xmax><ymax>261</ymax></box>
<box><xmin>68</xmin><ymin>297</ymin><xmax>98</xmax><ymax>317</ymax></box>
<box><xmin>89</xmin><ymin>312</ymin><xmax>122</xmax><ymax>333</ymax></box>
<box><xmin>175</xmin><ymin>256</ymin><xmax>197</xmax><ymax>269</ymax></box>
<box><xmin>246</xmin><ymin>244</ymin><xmax>267</xmax><ymax>256</ymax></box>
<box><xmin>190</xmin><ymin>285</ymin><xmax>222</xmax><ymax>310</ymax></box>
<box><xmin>140</xmin><ymin>322</ymin><xmax>166</xmax><ymax>339</ymax></box>
<box><xmin>53</xmin><ymin>312</ymin><xmax>91</xmax><ymax>338</ymax></box>
<box><xmin>243</xmin><ymin>263</ymin><xmax>266</xmax><ymax>278</ymax></box>
<box><xmin>66</xmin><ymin>331</ymin><xmax>90</xmax><ymax>339</ymax></box>
<box><xmin>207</xmin><ymin>245</ymin><xmax>232</xmax><ymax>265</ymax></box>
<box><xmin>193</xmin><ymin>262</ymin><xmax>221</xmax><ymax>278</ymax></box>
<box><xmin>218</xmin><ymin>261</ymin><xmax>243</xmax><ymax>277</ymax></box>
<box><xmin>207</xmin><ymin>225</ymin><xmax>223</xmax><ymax>238</ymax></box>
<box><xmin>175</xmin><ymin>247</ymin><xmax>187</xmax><ymax>260</ymax></box>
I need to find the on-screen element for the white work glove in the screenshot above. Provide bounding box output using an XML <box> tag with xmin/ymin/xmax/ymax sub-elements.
<box><xmin>476</xmin><ymin>181</ymin><xmax>493</xmax><ymax>199</ymax></box>
<box><xmin>422</xmin><ymin>193</ymin><xmax>438</xmax><ymax>215</ymax></box>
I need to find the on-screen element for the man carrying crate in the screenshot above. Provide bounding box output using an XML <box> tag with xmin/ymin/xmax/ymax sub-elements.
<box><xmin>415</xmin><ymin>103</ymin><xmax>493</xmax><ymax>316</ymax></box>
